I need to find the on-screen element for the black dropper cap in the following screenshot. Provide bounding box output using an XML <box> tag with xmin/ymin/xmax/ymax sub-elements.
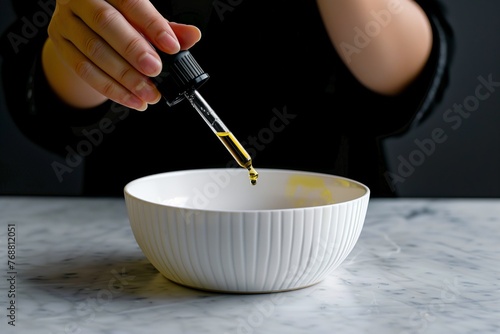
<box><xmin>153</xmin><ymin>50</ymin><xmax>210</xmax><ymax>107</ymax></box>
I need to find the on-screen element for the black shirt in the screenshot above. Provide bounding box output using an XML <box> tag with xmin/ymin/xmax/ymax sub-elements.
<box><xmin>0</xmin><ymin>0</ymin><xmax>453</xmax><ymax>197</ymax></box>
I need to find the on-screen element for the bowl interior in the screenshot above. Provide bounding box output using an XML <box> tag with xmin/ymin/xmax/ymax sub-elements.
<box><xmin>124</xmin><ymin>168</ymin><xmax>369</xmax><ymax>211</ymax></box>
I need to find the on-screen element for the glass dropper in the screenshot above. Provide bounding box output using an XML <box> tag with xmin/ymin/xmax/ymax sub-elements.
<box><xmin>185</xmin><ymin>90</ymin><xmax>258</xmax><ymax>185</ymax></box>
<box><xmin>153</xmin><ymin>50</ymin><xmax>258</xmax><ymax>185</ymax></box>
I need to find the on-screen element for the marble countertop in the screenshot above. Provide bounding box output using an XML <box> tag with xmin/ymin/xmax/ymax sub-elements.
<box><xmin>1</xmin><ymin>196</ymin><xmax>499</xmax><ymax>334</ymax></box>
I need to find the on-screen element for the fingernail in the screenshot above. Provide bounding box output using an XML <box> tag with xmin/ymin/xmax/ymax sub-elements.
<box><xmin>126</xmin><ymin>94</ymin><xmax>147</xmax><ymax>111</ymax></box>
<box><xmin>150</xmin><ymin>93</ymin><xmax>162</xmax><ymax>105</ymax></box>
<box><xmin>135</xmin><ymin>80</ymin><xmax>161</xmax><ymax>103</ymax></box>
<box><xmin>157</xmin><ymin>31</ymin><xmax>180</xmax><ymax>53</ymax></box>
<box><xmin>138</xmin><ymin>52</ymin><xmax>162</xmax><ymax>76</ymax></box>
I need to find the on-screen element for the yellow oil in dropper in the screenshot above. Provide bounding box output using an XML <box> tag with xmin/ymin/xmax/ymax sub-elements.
<box><xmin>154</xmin><ymin>50</ymin><xmax>258</xmax><ymax>185</ymax></box>
<box><xmin>186</xmin><ymin>90</ymin><xmax>258</xmax><ymax>185</ymax></box>
<box><xmin>216</xmin><ymin>132</ymin><xmax>258</xmax><ymax>185</ymax></box>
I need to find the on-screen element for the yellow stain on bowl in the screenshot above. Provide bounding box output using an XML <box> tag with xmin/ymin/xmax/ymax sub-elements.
<box><xmin>286</xmin><ymin>175</ymin><xmax>335</xmax><ymax>207</ymax></box>
<box><xmin>336</xmin><ymin>179</ymin><xmax>351</xmax><ymax>187</ymax></box>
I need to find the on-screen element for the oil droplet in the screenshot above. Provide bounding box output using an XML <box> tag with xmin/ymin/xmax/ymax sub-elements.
<box><xmin>248</xmin><ymin>166</ymin><xmax>258</xmax><ymax>185</ymax></box>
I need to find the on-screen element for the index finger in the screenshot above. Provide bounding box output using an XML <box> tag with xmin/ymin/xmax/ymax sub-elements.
<box><xmin>72</xmin><ymin>0</ymin><xmax>179</xmax><ymax>77</ymax></box>
<box><xmin>106</xmin><ymin>0</ymin><xmax>181</xmax><ymax>54</ymax></box>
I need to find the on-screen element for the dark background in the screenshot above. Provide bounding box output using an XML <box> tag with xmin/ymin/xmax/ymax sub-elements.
<box><xmin>1</xmin><ymin>1</ymin><xmax>499</xmax><ymax>197</ymax></box>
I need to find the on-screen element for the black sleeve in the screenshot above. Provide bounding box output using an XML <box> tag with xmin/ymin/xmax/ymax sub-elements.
<box><xmin>404</xmin><ymin>0</ymin><xmax>454</xmax><ymax>130</ymax></box>
<box><xmin>1</xmin><ymin>0</ymin><xmax>115</xmax><ymax>157</ymax></box>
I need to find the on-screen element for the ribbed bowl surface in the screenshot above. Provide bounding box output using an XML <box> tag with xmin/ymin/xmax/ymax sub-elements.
<box><xmin>125</xmin><ymin>168</ymin><xmax>370</xmax><ymax>293</ymax></box>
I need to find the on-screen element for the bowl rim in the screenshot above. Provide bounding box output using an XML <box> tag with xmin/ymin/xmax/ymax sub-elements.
<box><xmin>123</xmin><ymin>168</ymin><xmax>370</xmax><ymax>213</ymax></box>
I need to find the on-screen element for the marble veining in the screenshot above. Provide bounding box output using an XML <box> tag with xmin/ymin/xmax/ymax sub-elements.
<box><xmin>0</xmin><ymin>197</ymin><xmax>499</xmax><ymax>334</ymax></box>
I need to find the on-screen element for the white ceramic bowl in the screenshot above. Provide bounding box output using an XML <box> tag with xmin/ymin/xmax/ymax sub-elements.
<box><xmin>124</xmin><ymin>168</ymin><xmax>370</xmax><ymax>293</ymax></box>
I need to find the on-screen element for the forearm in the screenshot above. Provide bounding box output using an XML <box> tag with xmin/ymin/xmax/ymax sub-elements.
<box><xmin>42</xmin><ymin>38</ymin><xmax>109</xmax><ymax>109</ymax></box>
<box><xmin>316</xmin><ymin>0</ymin><xmax>433</xmax><ymax>95</ymax></box>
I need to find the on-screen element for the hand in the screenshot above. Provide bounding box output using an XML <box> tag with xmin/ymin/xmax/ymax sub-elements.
<box><xmin>44</xmin><ymin>0</ymin><xmax>202</xmax><ymax>110</ymax></box>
